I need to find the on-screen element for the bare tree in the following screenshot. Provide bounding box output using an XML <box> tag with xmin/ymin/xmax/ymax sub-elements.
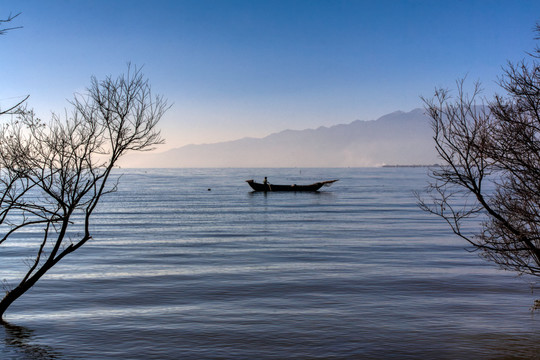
<box><xmin>419</xmin><ymin>24</ymin><xmax>540</xmax><ymax>277</ymax></box>
<box><xmin>0</xmin><ymin>65</ymin><xmax>168</xmax><ymax>319</ymax></box>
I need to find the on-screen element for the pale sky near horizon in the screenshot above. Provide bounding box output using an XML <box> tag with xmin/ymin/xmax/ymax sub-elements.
<box><xmin>1</xmin><ymin>0</ymin><xmax>540</xmax><ymax>151</ymax></box>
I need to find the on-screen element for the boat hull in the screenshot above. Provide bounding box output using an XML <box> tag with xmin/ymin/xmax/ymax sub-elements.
<box><xmin>246</xmin><ymin>179</ymin><xmax>337</xmax><ymax>192</ymax></box>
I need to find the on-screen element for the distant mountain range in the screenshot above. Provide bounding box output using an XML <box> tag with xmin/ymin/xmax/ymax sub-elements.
<box><xmin>119</xmin><ymin>108</ymin><xmax>439</xmax><ymax>167</ymax></box>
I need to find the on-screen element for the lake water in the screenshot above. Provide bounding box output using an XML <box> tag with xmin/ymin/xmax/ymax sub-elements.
<box><xmin>1</xmin><ymin>168</ymin><xmax>539</xmax><ymax>359</ymax></box>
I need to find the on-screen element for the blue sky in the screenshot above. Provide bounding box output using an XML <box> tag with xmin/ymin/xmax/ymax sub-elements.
<box><xmin>1</xmin><ymin>0</ymin><xmax>540</xmax><ymax>149</ymax></box>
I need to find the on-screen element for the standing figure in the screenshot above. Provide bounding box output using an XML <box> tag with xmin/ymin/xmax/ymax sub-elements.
<box><xmin>263</xmin><ymin>177</ymin><xmax>271</xmax><ymax>191</ymax></box>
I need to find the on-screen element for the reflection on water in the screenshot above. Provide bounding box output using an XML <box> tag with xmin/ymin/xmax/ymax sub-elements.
<box><xmin>1</xmin><ymin>168</ymin><xmax>540</xmax><ymax>359</ymax></box>
<box><xmin>2</xmin><ymin>321</ymin><xmax>62</xmax><ymax>359</ymax></box>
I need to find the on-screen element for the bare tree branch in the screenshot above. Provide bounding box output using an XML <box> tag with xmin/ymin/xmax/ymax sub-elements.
<box><xmin>1</xmin><ymin>12</ymin><xmax>28</xmax><ymax>116</ymax></box>
<box><xmin>0</xmin><ymin>12</ymin><xmax>22</xmax><ymax>35</ymax></box>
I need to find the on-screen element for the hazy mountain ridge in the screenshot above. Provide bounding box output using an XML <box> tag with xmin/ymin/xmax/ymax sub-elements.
<box><xmin>119</xmin><ymin>108</ymin><xmax>438</xmax><ymax>167</ymax></box>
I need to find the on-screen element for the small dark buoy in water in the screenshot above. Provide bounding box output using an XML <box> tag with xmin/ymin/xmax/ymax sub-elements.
<box><xmin>208</xmin><ymin>188</ymin><xmax>211</xmax><ymax>191</ymax></box>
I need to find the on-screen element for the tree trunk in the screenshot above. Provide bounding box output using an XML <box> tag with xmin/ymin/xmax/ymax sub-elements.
<box><xmin>0</xmin><ymin>261</ymin><xmax>54</xmax><ymax>320</ymax></box>
<box><xmin>0</xmin><ymin>284</ymin><xmax>31</xmax><ymax>320</ymax></box>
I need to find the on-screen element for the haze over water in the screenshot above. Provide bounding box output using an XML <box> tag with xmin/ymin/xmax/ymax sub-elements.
<box><xmin>1</xmin><ymin>168</ymin><xmax>539</xmax><ymax>359</ymax></box>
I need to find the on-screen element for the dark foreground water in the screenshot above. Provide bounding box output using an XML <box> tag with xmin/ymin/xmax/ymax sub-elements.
<box><xmin>1</xmin><ymin>168</ymin><xmax>539</xmax><ymax>359</ymax></box>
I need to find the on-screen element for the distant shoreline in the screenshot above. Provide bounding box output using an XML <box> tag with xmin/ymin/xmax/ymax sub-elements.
<box><xmin>381</xmin><ymin>164</ymin><xmax>439</xmax><ymax>168</ymax></box>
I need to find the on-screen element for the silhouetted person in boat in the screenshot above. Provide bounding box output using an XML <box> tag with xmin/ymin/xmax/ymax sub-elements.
<box><xmin>263</xmin><ymin>177</ymin><xmax>271</xmax><ymax>190</ymax></box>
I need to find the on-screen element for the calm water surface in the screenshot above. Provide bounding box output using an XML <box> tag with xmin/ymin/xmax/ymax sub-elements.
<box><xmin>1</xmin><ymin>168</ymin><xmax>539</xmax><ymax>359</ymax></box>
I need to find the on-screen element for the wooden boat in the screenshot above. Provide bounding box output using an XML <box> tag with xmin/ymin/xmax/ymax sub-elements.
<box><xmin>246</xmin><ymin>179</ymin><xmax>338</xmax><ymax>192</ymax></box>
